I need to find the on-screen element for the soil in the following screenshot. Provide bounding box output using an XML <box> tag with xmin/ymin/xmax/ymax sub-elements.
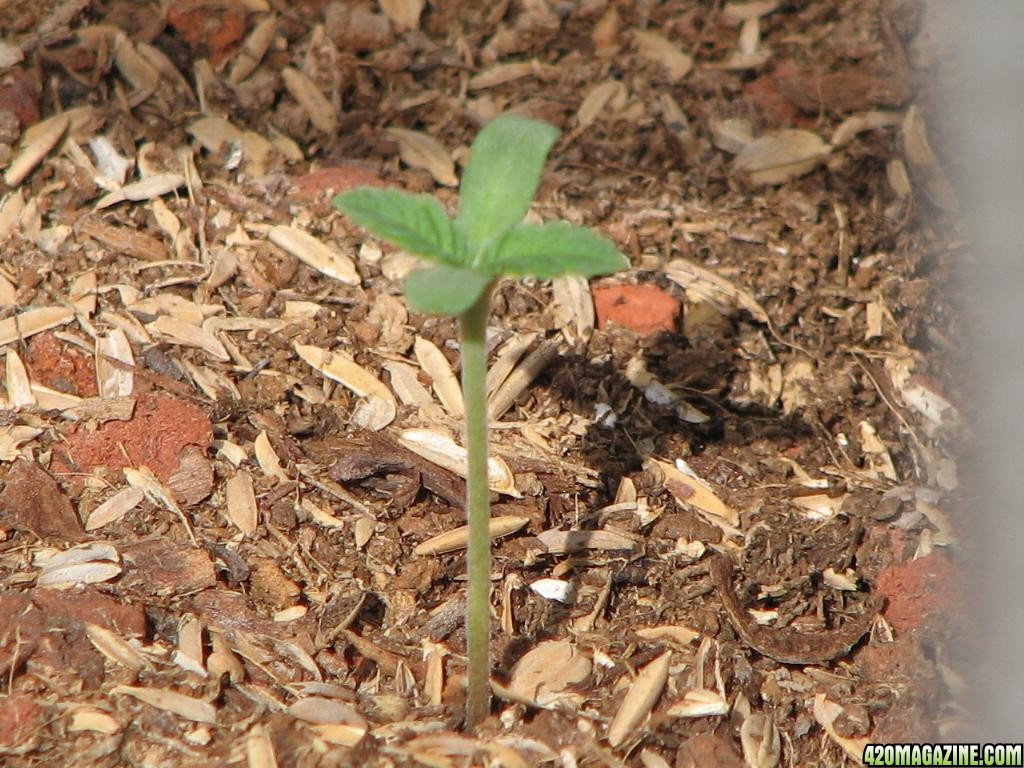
<box><xmin>0</xmin><ymin>1</ymin><xmax>970</xmax><ymax>766</ymax></box>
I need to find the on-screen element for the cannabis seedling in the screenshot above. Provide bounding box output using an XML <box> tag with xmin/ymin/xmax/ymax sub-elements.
<box><xmin>334</xmin><ymin>115</ymin><xmax>627</xmax><ymax>729</ymax></box>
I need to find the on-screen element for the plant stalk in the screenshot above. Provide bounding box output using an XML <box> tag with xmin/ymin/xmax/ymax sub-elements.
<box><xmin>459</xmin><ymin>288</ymin><xmax>493</xmax><ymax>731</ymax></box>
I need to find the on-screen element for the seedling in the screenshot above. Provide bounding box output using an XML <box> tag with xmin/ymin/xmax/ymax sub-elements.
<box><xmin>334</xmin><ymin>115</ymin><xmax>627</xmax><ymax>729</ymax></box>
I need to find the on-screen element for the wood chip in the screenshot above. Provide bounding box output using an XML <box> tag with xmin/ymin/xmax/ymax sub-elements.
<box><xmin>413</xmin><ymin>515</ymin><xmax>528</xmax><ymax>555</ymax></box>
<box><xmin>399</xmin><ymin>428</ymin><xmax>520</xmax><ymax>497</ymax></box>
<box><xmin>281</xmin><ymin>67</ymin><xmax>338</xmax><ymax>134</ymax></box>
<box><xmin>414</xmin><ymin>336</ymin><xmax>464</xmax><ymax>418</ymax></box>
<box><xmin>551</xmin><ymin>277</ymin><xmax>595</xmax><ymax>343</ymax></box>
<box><xmin>665</xmin><ymin>259</ymin><xmax>769</xmax><ymax>324</ymax></box>
<box><xmin>486</xmin><ymin>332</ymin><xmax>537</xmax><ymax>397</ymax></box>
<box><xmin>0</xmin><ymin>306</ymin><xmax>75</xmax><ymax>346</ymax></box>
<box><xmin>383</xmin><ymin>127</ymin><xmax>457</xmax><ymax>186</ymax></box>
<box><xmin>70</xmin><ymin>270</ymin><xmax>97</xmax><ymax>315</ymax></box>
<box><xmin>0</xmin><ymin>425</ymin><xmax>43</xmax><ymax>461</ymax></box>
<box><xmin>469</xmin><ymin>60</ymin><xmax>546</xmax><ymax>90</ymax></box>
<box><xmin>488</xmin><ymin>338</ymin><xmax>559</xmax><ymax>420</ymax></box>
<box><xmin>225</xmin><ymin>471</ymin><xmax>259</xmax><ymax>534</ymax></box>
<box><xmin>269</xmin><ymin>225</ymin><xmax>359</xmax><ymax>285</ymax></box>
<box><xmin>112</xmin><ymin>685</ymin><xmax>217</xmax><ymax>724</ymax></box>
<box><xmin>5</xmin><ymin>113</ymin><xmax>70</xmax><ymax>187</ymax></box>
<box><xmin>86</xmin><ymin>486</ymin><xmax>145</xmax><ymax>531</ymax></box>
<box><xmin>607</xmin><ymin>651</ymin><xmax>671</xmax><ymax>748</ymax></box>
<box><xmin>645</xmin><ymin>457</ymin><xmax>740</xmax><ymax>530</ymax></box>
<box><xmin>633</xmin><ymin>30</ymin><xmax>693</xmax><ymax>82</ymax></box>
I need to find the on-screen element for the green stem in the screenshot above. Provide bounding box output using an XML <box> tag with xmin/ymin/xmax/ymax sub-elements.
<box><xmin>459</xmin><ymin>288</ymin><xmax>492</xmax><ymax>731</ymax></box>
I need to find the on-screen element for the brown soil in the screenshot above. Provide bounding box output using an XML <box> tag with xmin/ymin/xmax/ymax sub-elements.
<box><xmin>0</xmin><ymin>1</ymin><xmax>970</xmax><ymax>766</ymax></box>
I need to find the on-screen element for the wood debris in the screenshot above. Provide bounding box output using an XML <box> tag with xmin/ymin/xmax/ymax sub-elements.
<box><xmin>607</xmin><ymin>651</ymin><xmax>671</xmax><ymax>747</ymax></box>
<box><xmin>413</xmin><ymin>516</ymin><xmax>528</xmax><ymax>556</ymax></box>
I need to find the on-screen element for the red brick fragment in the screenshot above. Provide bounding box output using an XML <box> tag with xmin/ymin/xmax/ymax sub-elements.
<box><xmin>0</xmin><ymin>695</ymin><xmax>43</xmax><ymax>750</ymax></box>
<box><xmin>289</xmin><ymin>162</ymin><xmax>388</xmax><ymax>202</ymax></box>
<box><xmin>52</xmin><ymin>393</ymin><xmax>212</xmax><ymax>485</ymax></box>
<box><xmin>166</xmin><ymin>0</ymin><xmax>247</xmax><ymax>65</ymax></box>
<box><xmin>876</xmin><ymin>552</ymin><xmax>963</xmax><ymax>633</ymax></box>
<box><xmin>593</xmin><ymin>283</ymin><xmax>681</xmax><ymax>337</ymax></box>
<box><xmin>25</xmin><ymin>331</ymin><xmax>99</xmax><ymax>398</ymax></box>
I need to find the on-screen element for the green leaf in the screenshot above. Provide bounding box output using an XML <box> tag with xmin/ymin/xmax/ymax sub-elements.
<box><xmin>333</xmin><ymin>187</ymin><xmax>464</xmax><ymax>265</ymax></box>
<box><xmin>485</xmin><ymin>221</ymin><xmax>628</xmax><ymax>279</ymax></box>
<box><xmin>403</xmin><ymin>265</ymin><xmax>495</xmax><ymax>316</ymax></box>
<box><xmin>456</xmin><ymin>115</ymin><xmax>560</xmax><ymax>253</ymax></box>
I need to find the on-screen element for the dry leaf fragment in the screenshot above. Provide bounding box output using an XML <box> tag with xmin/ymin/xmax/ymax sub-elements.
<box><xmin>634</xmin><ymin>625</ymin><xmax>701</xmax><ymax>645</ymax></box>
<box><xmin>269</xmin><ymin>225</ymin><xmax>360</xmax><ymax>285</ymax></box>
<box><xmin>112</xmin><ymin>685</ymin><xmax>217</xmax><ymax>724</ymax></box>
<box><xmin>225</xmin><ymin>471</ymin><xmax>259</xmax><ymax>534</ymax></box>
<box><xmin>469</xmin><ymin>61</ymin><xmax>547</xmax><ymax>90</ymax></box>
<box><xmin>414</xmin><ymin>336</ymin><xmax>464</xmax><ymax>418</ymax></box>
<box><xmin>576</xmin><ymin>80</ymin><xmax>629</xmax><ymax>129</ymax></box>
<box><xmin>86</xmin><ymin>623</ymin><xmax>149</xmax><ymax>673</ymax></box>
<box><xmin>288</xmin><ymin>697</ymin><xmax>368</xmax><ymax>728</ymax></box>
<box><xmin>247</xmin><ymin>724</ymin><xmax>279</xmax><ymax>768</ymax></box>
<box><xmin>96</xmin><ymin>328</ymin><xmax>135</xmax><ymax>398</ymax></box>
<box><xmin>399</xmin><ymin>428</ymin><xmax>520</xmax><ymax>497</ymax></box>
<box><xmin>633</xmin><ymin>30</ymin><xmax>693</xmax><ymax>82</ymax></box>
<box><xmin>187</xmin><ymin>116</ymin><xmax>243</xmax><ymax>154</ymax></box>
<box><xmin>5</xmin><ymin>113</ymin><xmax>70</xmax><ymax>187</ymax></box>
<box><xmin>294</xmin><ymin>343</ymin><xmax>392</xmax><ymax>401</ymax></box>
<box><xmin>0</xmin><ymin>425</ymin><xmax>44</xmax><ymax>461</ymax></box>
<box><xmin>536</xmin><ymin>528</ymin><xmax>637</xmax><ymax>554</ymax></box>
<box><xmin>95</xmin><ymin>173</ymin><xmax>186</xmax><ymax>209</ymax></box>
<box><xmin>723</xmin><ymin>1</ymin><xmax>780</xmax><ymax>22</ymax></box>
<box><xmin>0</xmin><ymin>307</ymin><xmax>75</xmax><ymax>348</ymax></box>
<box><xmin>68</xmin><ymin>708</ymin><xmax>121</xmax><ymax>735</ymax></box>
<box><xmin>413</xmin><ymin>516</ymin><xmax>528</xmax><ymax>556</ymax></box>
<box><xmin>740</xmin><ymin>713</ymin><xmax>781</xmax><ymax>768</ymax></box>
<box><xmin>37</xmin><ymin>560</ymin><xmax>123</xmax><ymax>588</ymax></box>
<box><xmin>645</xmin><ymin>457</ymin><xmax>740</xmax><ymax>529</ymax></box>
<box><xmin>281</xmin><ymin>67</ymin><xmax>338</xmax><ymax>134</ymax></box>
<box><xmin>508</xmin><ymin>640</ymin><xmax>592</xmax><ymax>707</ymax></box>
<box><xmin>812</xmin><ymin>694</ymin><xmax>868</xmax><ymax>762</ymax></box>
<box><xmin>86</xmin><ymin>486</ymin><xmax>145</xmax><ymax>531</ymax></box>
<box><xmin>125</xmin><ymin>465</ymin><xmax>197</xmax><ymax>544</ymax></box>
<box><xmin>70</xmin><ymin>270</ymin><xmax>97</xmax><ymax>315</ymax></box>
<box><xmin>254</xmin><ymin>431</ymin><xmax>288</xmax><ymax>483</ymax></box>
<box><xmin>384</xmin><ymin>127</ymin><xmax>457</xmax><ymax>187</ymax></box>
<box><xmin>229</xmin><ymin>15</ymin><xmax>278</xmax><ymax>84</ymax></box>
<box><xmin>733</xmin><ymin>130</ymin><xmax>831</xmax><ymax>185</ymax></box>
<box><xmin>379</xmin><ymin>0</ymin><xmax>423</xmax><ymax>30</ymax></box>
<box><xmin>666</xmin><ymin>689</ymin><xmax>729</xmax><ymax>718</ymax></box>
<box><xmin>607</xmin><ymin>651</ymin><xmax>671</xmax><ymax>747</ymax></box>
<box><xmin>147</xmin><ymin>315</ymin><xmax>230</xmax><ymax>362</ymax></box>
<box><xmin>5</xmin><ymin>349</ymin><xmax>35</xmax><ymax>409</ymax></box>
